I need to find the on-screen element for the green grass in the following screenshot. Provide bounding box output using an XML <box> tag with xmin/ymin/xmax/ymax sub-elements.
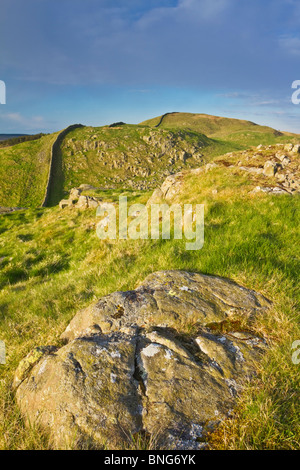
<box><xmin>0</xmin><ymin>162</ymin><xmax>299</xmax><ymax>449</ymax></box>
<box><xmin>0</xmin><ymin>132</ymin><xmax>59</xmax><ymax>208</ymax></box>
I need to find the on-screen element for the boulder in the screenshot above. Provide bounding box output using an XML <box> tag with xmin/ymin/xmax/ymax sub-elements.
<box><xmin>0</xmin><ymin>206</ymin><xmax>25</xmax><ymax>214</ymax></box>
<box><xmin>75</xmin><ymin>196</ymin><xmax>100</xmax><ymax>209</ymax></box>
<box><xmin>159</xmin><ymin>173</ymin><xmax>184</xmax><ymax>202</ymax></box>
<box><xmin>292</xmin><ymin>144</ymin><xmax>300</xmax><ymax>153</ymax></box>
<box><xmin>14</xmin><ymin>271</ymin><xmax>270</xmax><ymax>450</ymax></box>
<box><xmin>69</xmin><ymin>188</ymin><xmax>81</xmax><ymax>200</ymax></box>
<box><xmin>281</xmin><ymin>156</ymin><xmax>291</xmax><ymax>167</ymax></box>
<box><xmin>76</xmin><ymin>195</ymin><xmax>89</xmax><ymax>209</ymax></box>
<box><xmin>284</xmin><ymin>144</ymin><xmax>294</xmax><ymax>152</ymax></box>
<box><xmin>79</xmin><ymin>184</ymin><xmax>98</xmax><ymax>191</ymax></box>
<box><xmin>263</xmin><ymin>161</ymin><xmax>278</xmax><ymax>177</ymax></box>
<box><xmin>146</xmin><ymin>188</ymin><xmax>164</xmax><ymax>206</ymax></box>
<box><xmin>86</xmin><ymin>198</ymin><xmax>100</xmax><ymax>209</ymax></box>
<box><xmin>205</xmin><ymin>162</ymin><xmax>218</xmax><ymax>172</ymax></box>
<box><xmin>59</xmin><ymin>199</ymin><xmax>73</xmax><ymax>209</ymax></box>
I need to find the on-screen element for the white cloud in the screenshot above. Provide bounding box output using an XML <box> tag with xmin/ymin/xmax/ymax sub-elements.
<box><xmin>136</xmin><ymin>0</ymin><xmax>233</xmax><ymax>29</ymax></box>
<box><xmin>0</xmin><ymin>112</ymin><xmax>46</xmax><ymax>130</ymax></box>
<box><xmin>279</xmin><ymin>35</ymin><xmax>300</xmax><ymax>55</ymax></box>
<box><xmin>177</xmin><ymin>0</ymin><xmax>233</xmax><ymax>19</ymax></box>
<box><xmin>5</xmin><ymin>112</ymin><xmax>23</xmax><ymax>122</ymax></box>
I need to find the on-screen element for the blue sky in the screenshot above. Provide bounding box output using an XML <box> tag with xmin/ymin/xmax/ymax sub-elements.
<box><xmin>1</xmin><ymin>0</ymin><xmax>300</xmax><ymax>133</ymax></box>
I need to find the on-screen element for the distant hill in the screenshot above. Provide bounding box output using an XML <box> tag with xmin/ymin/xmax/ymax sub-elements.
<box><xmin>0</xmin><ymin>133</ymin><xmax>45</xmax><ymax>148</ymax></box>
<box><xmin>0</xmin><ymin>134</ymin><xmax>27</xmax><ymax>141</ymax></box>
<box><xmin>140</xmin><ymin>112</ymin><xmax>292</xmax><ymax>147</ymax></box>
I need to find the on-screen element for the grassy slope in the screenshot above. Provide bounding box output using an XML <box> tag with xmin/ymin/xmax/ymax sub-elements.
<box><xmin>58</xmin><ymin>124</ymin><xmax>212</xmax><ymax>193</ymax></box>
<box><xmin>0</xmin><ymin>159</ymin><xmax>299</xmax><ymax>449</ymax></box>
<box><xmin>0</xmin><ymin>132</ymin><xmax>59</xmax><ymax>208</ymax></box>
<box><xmin>141</xmin><ymin>112</ymin><xmax>300</xmax><ymax>148</ymax></box>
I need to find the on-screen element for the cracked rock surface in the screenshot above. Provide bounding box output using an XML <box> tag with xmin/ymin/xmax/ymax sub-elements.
<box><xmin>14</xmin><ymin>271</ymin><xmax>270</xmax><ymax>449</ymax></box>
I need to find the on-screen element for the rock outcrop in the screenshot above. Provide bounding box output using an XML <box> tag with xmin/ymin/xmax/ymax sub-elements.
<box><xmin>59</xmin><ymin>186</ymin><xmax>102</xmax><ymax>210</ymax></box>
<box><xmin>14</xmin><ymin>271</ymin><xmax>269</xmax><ymax>450</ymax></box>
<box><xmin>61</xmin><ymin>126</ymin><xmax>206</xmax><ymax>191</ymax></box>
<box><xmin>147</xmin><ymin>173</ymin><xmax>184</xmax><ymax>205</ymax></box>
<box><xmin>0</xmin><ymin>206</ymin><xmax>25</xmax><ymax>214</ymax></box>
<box><xmin>222</xmin><ymin>143</ymin><xmax>300</xmax><ymax>195</ymax></box>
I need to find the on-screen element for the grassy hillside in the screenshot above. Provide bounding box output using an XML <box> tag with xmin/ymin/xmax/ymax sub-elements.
<box><xmin>57</xmin><ymin>124</ymin><xmax>211</xmax><ymax>195</ymax></box>
<box><xmin>0</xmin><ymin>148</ymin><xmax>299</xmax><ymax>448</ymax></box>
<box><xmin>141</xmin><ymin>112</ymin><xmax>300</xmax><ymax>148</ymax></box>
<box><xmin>1</xmin><ymin>114</ymin><xmax>299</xmax><ymax>209</ymax></box>
<box><xmin>0</xmin><ymin>132</ymin><xmax>59</xmax><ymax>208</ymax></box>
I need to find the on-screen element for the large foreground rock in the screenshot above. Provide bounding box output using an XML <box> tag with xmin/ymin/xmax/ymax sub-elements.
<box><xmin>14</xmin><ymin>271</ymin><xmax>270</xmax><ymax>449</ymax></box>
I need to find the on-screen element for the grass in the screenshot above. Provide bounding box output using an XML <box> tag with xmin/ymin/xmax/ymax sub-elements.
<box><xmin>0</xmin><ymin>132</ymin><xmax>59</xmax><ymax>208</ymax></box>
<box><xmin>0</xmin><ymin>157</ymin><xmax>299</xmax><ymax>449</ymax></box>
<box><xmin>209</xmin><ymin>302</ymin><xmax>300</xmax><ymax>450</ymax></box>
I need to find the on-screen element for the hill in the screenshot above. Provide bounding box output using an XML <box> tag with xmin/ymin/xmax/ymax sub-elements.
<box><xmin>140</xmin><ymin>112</ymin><xmax>298</xmax><ymax>147</ymax></box>
<box><xmin>0</xmin><ymin>134</ymin><xmax>27</xmax><ymax>141</ymax></box>
<box><xmin>0</xmin><ymin>113</ymin><xmax>299</xmax><ymax>209</ymax></box>
<box><xmin>56</xmin><ymin>124</ymin><xmax>211</xmax><ymax>199</ymax></box>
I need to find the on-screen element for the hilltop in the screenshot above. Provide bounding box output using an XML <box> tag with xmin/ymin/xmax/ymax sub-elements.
<box><xmin>140</xmin><ymin>112</ymin><xmax>297</xmax><ymax>147</ymax></box>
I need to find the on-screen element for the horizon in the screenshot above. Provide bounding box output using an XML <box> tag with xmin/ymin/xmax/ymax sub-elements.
<box><xmin>1</xmin><ymin>0</ymin><xmax>300</xmax><ymax>134</ymax></box>
<box><xmin>1</xmin><ymin>110</ymin><xmax>299</xmax><ymax>137</ymax></box>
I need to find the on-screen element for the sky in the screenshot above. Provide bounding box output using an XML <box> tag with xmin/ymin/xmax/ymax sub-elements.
<box><xmin>1</xmin><ymin>0</ymin><xmax>300</xmax><ymax>134</ymax></box>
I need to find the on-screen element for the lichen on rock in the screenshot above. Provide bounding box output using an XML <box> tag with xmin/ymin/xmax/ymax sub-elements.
<box><xmin>14</xmin><ymin>270</ymin><xmax>270</xmax><ymax>450</ymax></box>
